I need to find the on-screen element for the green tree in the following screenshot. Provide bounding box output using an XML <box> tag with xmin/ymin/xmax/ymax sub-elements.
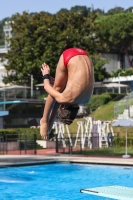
<box><xmin>106</xmin><ymin>7</ymin><xmax>124</xmax><ymax>15</ymax></box>
<box><xmin>96</xmin><ymin>13</ymin><xmax>133</xmax><ymax>68</ymax></box>
<box><xmin>2</xmin><ymin>11</ymin><xmax>109</xmax><ymax>84</ymax></box>
<box><xmin>91</xmin><ymin>54</ymin><xmax>110</xmax><ymax>81</ymax></box>
<box><xmin>3</xmin><ymin>12</ymin><xmax>52</xmax><ymax>84</ymax></box>
<box><xmin>125</xmin><ymin>7</ymin><xmax>133</xmax><ymax>13</ymax></box>
<box><xmin>70</xmin><ymin>6</ymin><xmax>91</xmax><ymax>17</ymax></box>
<box><xmin>94</xmin><ymin>8</ymin><xmax>105</xmax><ymax>16</ymax></box>
<box><xmin>57</xmin><ymin>8</ymin><xmax>69</xmax><ymax>14</ymax></box>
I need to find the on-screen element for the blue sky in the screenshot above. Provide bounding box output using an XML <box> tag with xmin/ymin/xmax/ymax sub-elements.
<box><xmin>0</xmin><ymin>0</ymin><xmax>133</xmax><ymax>20</ymax></box>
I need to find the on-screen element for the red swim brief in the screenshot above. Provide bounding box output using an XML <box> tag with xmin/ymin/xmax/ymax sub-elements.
<box><xmin>62</xmin><ymin>48</ymin><xmax>88</xmax><ymax>67</ymax></box>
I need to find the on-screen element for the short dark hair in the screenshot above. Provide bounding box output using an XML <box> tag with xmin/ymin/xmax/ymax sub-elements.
<box><xmin>57</xmin><ymin>104</ymin><xmax>79</xmax><ymax>125</ymax></box>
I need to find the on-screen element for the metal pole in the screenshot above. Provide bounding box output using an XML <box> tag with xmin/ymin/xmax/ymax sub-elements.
<box><xmin>5</xmin><ymin>134</ymin><xmax>8</xmax><ymax>154</ymax></box>
<box><xmin>122</xmin><ymin>128</ymin><xmax>130</xmax><ymax>158</ymax></box>
<box><xmin>69</xmin><ymin>144</ymin><xmax>72</xmax><ymax>155</ymax></box>
<box><xmin>55</xmin><ymin>134</ymin><xmax>58</xmax><ymax>153</ymax></box>
<box><xmin>24</xmin><ymin>135</ymin><xmax>27</xmax><ymax>154</ymax></box>
<box><xmin>125</xmin><ymin>129</ymin><xmax>127</xmax><ymax>155</ymax></box>
<box><xmin>34</xmin><ymin>134</ymin><xmax>37</xmax><ymax>155</ymax></box>
<box><xmin>118</xmin><ymin>71</ymin><xmax>126</xmax><ymax>94</ymax></box>
<box><xmin>3</xmin><ymin>86</ymin><xmax>6</xmax><ymax>110</ymax></box>
<box><xmin>2</xmin><ymin>133</ymin><xmax>4</xmax><ymax>154</ymax></box>
<box><xmin>31</xmin><ymin>75</ymin><xmax>33</xmax><ymax>98</ymax></box>
<box><xmin>20</xmin><ymin>133</ymin><xmax>21</xmax><ymax>155</ymax></box>
<box><xmin>118</xmin><ymin>73</ymin><xmax>121</xmax><ymax>94</ymax></box>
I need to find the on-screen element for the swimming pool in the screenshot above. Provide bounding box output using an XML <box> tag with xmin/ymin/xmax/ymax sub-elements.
<box><xmin>0</xmin><ymin>163</ymin><xmax>133</xmax><ymax>200</ymax></box>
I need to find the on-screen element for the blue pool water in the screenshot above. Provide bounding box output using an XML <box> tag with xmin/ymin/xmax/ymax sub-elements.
<box><xmin>0</xmin><ymin>163</ymin><xmax>133</xmax><ymax>200</ymax></box>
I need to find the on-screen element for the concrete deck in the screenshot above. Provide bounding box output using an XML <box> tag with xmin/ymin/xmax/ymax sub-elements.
<box><xmin>0</xmin><ymin>154</ymin><xmax>133</xmax><ymax>167</ymax></box>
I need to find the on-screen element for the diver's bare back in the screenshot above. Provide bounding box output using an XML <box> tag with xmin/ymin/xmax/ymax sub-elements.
<box><xmin>63</xmin><ymin>55</ymin><xmax>94</xmax><ymax>104</ymax></box>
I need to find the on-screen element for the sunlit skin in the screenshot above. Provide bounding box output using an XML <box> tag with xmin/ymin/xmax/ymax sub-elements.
<box><xmin>40</xmin><ymin>53</ymin><xmax>94</xmax><ymax>139</ymax></box>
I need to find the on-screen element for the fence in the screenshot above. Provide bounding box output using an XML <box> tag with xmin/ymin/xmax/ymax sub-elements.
<box><xmin>0</xmin><ymin>133</ymin><xmax>113</xmax><ymax>155</ymax></box>
<box><xmin>55</xmin><ymin>135</ymin><xmax>111</xmax><ymax>154</ymax></box>
<box><xmin>55</xmin><ymin>134</ymin><xmax>133</xmax><ymax>154</ymax></box>
<box><xmin>0</xmin><ymin>133</ymin><xmax>37</xmax><ymax>155</ymax></box>
<box><xmin>1</xmin><ymin>133</ymin><xmax>133</xmax><ymax>155</ymax></box>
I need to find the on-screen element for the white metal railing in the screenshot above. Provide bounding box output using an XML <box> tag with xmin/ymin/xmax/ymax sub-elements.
<box><xmin>104</xmin><ymin>75</ymin><xmax>133</xmax><ymax>83</ymax></box>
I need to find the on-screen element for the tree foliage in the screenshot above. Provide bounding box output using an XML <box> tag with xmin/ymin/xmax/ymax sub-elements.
<box><xmin>106</xmin><ymin>7</ymin><xmax>124</xmax><ymax>15</ymax></box>
<box><xmin>91</xmin><ymin>54</ymin><xmax>110</xmax><ymax>81</ymax></box>
<box><xmin>96</xmin><ymin>13</ymin><xmax>133</xmax><ymax>68</ymax></box>
<box><xmin>1</xmin><ymin>5</ymin><xmax>133</xmax><ymax>85</ymax></box>
<box><xmin>70</xmin><ymin>6</ymin><xmax>91</xmax><ymax>17</ymax></box>
<box><xmin>2</xmin><ymin>11</ymin><xmax>109</xmax><ymax>84</ymax></box>
<box><xmin>111</xmin><ymin>68</ymin><xmax>133</xmax><ymax>78</ymax></box>
<box><xmin>124</xmin><ymin>7</ymin><xmax>133</xmax><ymax>13</ymax></box>
<box><xmin>3</xmin><ymin>12</ymin><xmax>52</xmax><ymax>84</ymax></box>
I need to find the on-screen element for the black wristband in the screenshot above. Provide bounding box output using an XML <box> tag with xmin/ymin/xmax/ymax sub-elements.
<box><xmin>42</xmin><ymin>74</ymin><xmax>50</xmax><ymax>80</ymax></box>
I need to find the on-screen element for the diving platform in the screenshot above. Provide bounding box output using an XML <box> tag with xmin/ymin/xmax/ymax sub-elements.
<box><xmin>80</xmin><ymin>185</ymin><xmax>133</xmax><ymax>200</ymax></box>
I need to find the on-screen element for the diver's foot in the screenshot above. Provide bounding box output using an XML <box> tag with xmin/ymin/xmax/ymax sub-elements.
<box><xmin>40</xmin><ymin>119</ymin><xmax>48</xmax><ymax>139</ymax></box>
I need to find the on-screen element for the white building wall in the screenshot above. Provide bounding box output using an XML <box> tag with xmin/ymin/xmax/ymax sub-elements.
<box><xmin>101</xmin><ymin>53</ymin><xmax>119</xmax><ymax>74</ymax></box>
<box><xmin>0</xmin><ymin>58</ymin><xmax>7</xmax><ymax>83</ymax></box>
<box><xmin>0</xmin><ymin>69</ymin><xmax>7</xmax><ymax>83</ymax></box>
